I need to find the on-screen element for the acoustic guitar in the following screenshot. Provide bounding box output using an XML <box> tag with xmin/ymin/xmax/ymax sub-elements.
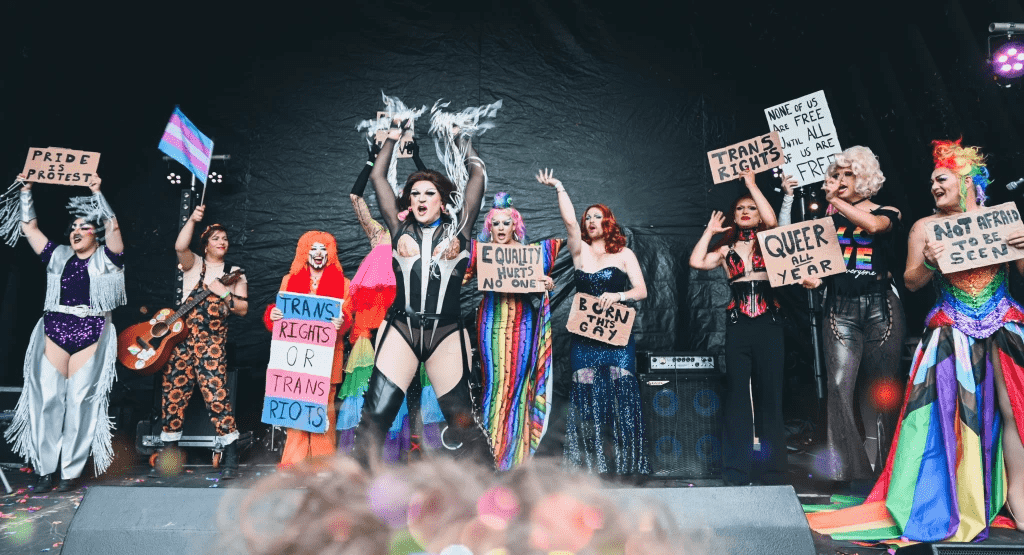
<box><xmin>117</xmin><ymin>269</ymin><xmax>245</xmax><ymax>375</ymax></box>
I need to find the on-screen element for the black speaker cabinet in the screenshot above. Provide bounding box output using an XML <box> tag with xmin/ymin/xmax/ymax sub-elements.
<box><xmin>639</xmin><ymin>371</ymin><xmax>723</xmax><ymax>479</ymax></box>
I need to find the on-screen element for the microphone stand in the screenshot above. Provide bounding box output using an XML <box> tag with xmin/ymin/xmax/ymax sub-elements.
<box><xmin>793</xmin><ymin>185</ymin><xmax>828</xmax><ymax>443</ymax></box>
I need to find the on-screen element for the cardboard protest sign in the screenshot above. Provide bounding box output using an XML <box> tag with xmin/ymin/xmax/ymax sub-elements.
<box><xmin>22</xmin><ymin>147</ymin><xmax>100</xmax><ymax>186</ymax></box>
<box><xmin>764</xmin><ymin>91</ymin><xmax>841</xmax><ymax>186</ymax></box>
<box><xmin>566</xmin><ymin>293</ymin><xmax>635</xmax><ymax>346</ymax></box>
<box><xmin>757</xmin><ymin>218</ymin><xmax>847</xmax><ymax>287</ymax></box>
<box><xmin>261</xmin><ymin>292</ymin><xmax>342</xmax><ymax>433</ymax></box>
<box><xmin>706</xmin><ymin>131</ymin><xmax>785</xmax><ymax>184</ymax></box>
<box><xmin>926</xmin><ymin>202</ymin><xmax>1024</xmax><ymax>273</ymax></box>
<box><xmin>476</xmin><ymin>243</ymin><xmax>546</xmax><ymax>293</ymax></box>
<box><xmin>373</xmin><ymin>111</ymin><xmax>415</xmax><ymax>158</ymax></box>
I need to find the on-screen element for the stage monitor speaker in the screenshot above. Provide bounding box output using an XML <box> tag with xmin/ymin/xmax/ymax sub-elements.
<box><xmin>639</xmin><ymin>370</ymin><xmax>722</xmax><ymax>478</ymax></box>
<box><xmin>895</xmin><ymin>543</ymin><xmax>1024</xmax><ymax>554</ymax></box>
<box><xmin>63</xmin><ymin>486</ymin><xmax>256</xmax><ymax>554</ymax></box>
<box><xmin>615</xmin><ymin>486</ymin><xmax>815</xmax><ymax>555</ymax></box>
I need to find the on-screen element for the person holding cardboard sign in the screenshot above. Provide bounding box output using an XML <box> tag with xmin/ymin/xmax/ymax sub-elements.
<box><xmin>5</xmin><ymin>173</ymin><xmax>124</xmax><ymax>493</ymax></box>
<box><xmin>354</xmin><ymin>118</ymin><xmax>490</xmax><ymax>466</ymax></box>
<box><xmin>808</xmin><ymin>140</ymin><xmax>1024</xmax><ymax>541</ymax></box>
<box><xmin>783</xmin><ymin>146</ymin><xmax>906</xmax><ymax>490</ymax></box>
<box><xmin>537</xmin><ymin>168</ymin><xmax>650</xmax><ymax>476</ymax></box>
<box><xmin>689</xmin><ymin>168</ymin><xmax>787</xmax><ymax>486</ymax></box>
<box><xmin>463</xmin><ymin>192</ymin><xmax>561</xmax><ymax>470</ymax></box>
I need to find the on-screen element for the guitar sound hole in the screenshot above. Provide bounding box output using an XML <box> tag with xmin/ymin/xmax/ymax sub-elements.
<box><xmin>152</xmin><ymin>322</ymin><xmax>169</xmax><ymax>337</ymax></box>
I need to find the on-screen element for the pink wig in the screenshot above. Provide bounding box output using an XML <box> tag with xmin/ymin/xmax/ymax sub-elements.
<box><xmin>478</xmin><ymin>192</ymin><xmax>527</xmax><ymax>243</ymax></box>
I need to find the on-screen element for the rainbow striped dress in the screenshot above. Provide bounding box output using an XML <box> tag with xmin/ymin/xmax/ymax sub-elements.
<box><xmin>466</xmin><ymin>238</ymin><xmax>561</xmax><ymax>470</ymax></box>
<box><xmin>808</xmin><ymin>263</ymin><xmax>1024</xmax><ymax>543</ymax></box>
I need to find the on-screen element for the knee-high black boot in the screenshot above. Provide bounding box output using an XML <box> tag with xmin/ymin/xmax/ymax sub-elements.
<box><xmin>352</xmin><ymin>368</ymin><xmax>406</xmax><ymax>467</ymax></box>
<box><xmin>436</xmin><ymin>375</ymin><xmax>492</xmax><ymax>466</ymax></box>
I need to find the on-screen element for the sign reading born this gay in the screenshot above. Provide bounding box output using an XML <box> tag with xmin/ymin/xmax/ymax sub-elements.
<box><xmin>566</xmin><ymin>293</ymin><xmax>636</xmax><ymax>347</ymax></box>
<box><xmin>927</xmin><ymin>202</ymin><xmax>1024</xmax><ymax>273</ymax></box>
<box><xmin>476</xmin><ymin>243</ymin><xmax>547</xmax><ymax>293</ymax></box>
<box><xmin>22</xmin><ymin>147</ymin><xmax>100</xmax><ymax>186</ymax></box>
<box><xmin>757</xmin><ymin>218</ymin><xmax>847</xmax><ymax>287</ymax></box>
<box><xmin>262</xmin><ymin>292</ymin><xmax>342</xmax><ymax>433</ymax></box>
<box><xmin>764</xmin><ymin>90</ymin><xmax>842</xmax><ymax>186</ymax></box>
<box><xmin>706</xmin><ymin>131</ymin><xmax>785</xmax><ymax>184</ymax></box>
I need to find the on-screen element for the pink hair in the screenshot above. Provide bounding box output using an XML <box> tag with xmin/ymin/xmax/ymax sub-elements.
<box><xmin>479</xmin><ymin>207</ymin><xmax>526</xmax><ymax>243</ymax></box>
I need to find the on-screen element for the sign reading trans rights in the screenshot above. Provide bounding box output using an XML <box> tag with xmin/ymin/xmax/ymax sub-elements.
<box><xmin>927</xmin><ymin>202</ymin><xmax>1024</xmax><ymax>273</ymax></box>
<box><xmin>261</xmin><ymin>292</ymin><xmax>342</xmax><ymax>433</ymax></box>
<box><xmin>764</xmin><ymin>91</ymin><xmax>842</xmax><ymax>186</ymax></box>
<box><xmin>706</xmin><ymin>131</ymin><xmax>785</xmax><ymax>184</ymax></box>
<box><xmin>757</xmin><ymin>218</ymin><xmax>847</xmax><ymax>287</ymax></box>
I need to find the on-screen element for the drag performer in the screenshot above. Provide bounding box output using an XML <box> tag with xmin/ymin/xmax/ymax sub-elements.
<box><xmin>784</xmin><ymin>146</ymin><xmax>906</xmax><ymax>486</ymax></box>
<box><xmin>354</xmin><ymin>120</ymin><xmax>490</xmax><ymax>464</ymax></box>
<box><xmin>160</xmin><ymin>205</ymin><xmax>248</xmax><ymax>478</ymax></box>
<box><xmin>264</xmin><ymin>231</ymin><xmax>349</xmax><ymax>466</ymax></box>
<box><xmin>689</xmin><ymin>169</ymin><xmax>785</xmax><ymax>485</ymax></box>
<box><xmin>464</xmin><ymin>192</ymin><xmax>561</xmax><ymax>470</ymax></box>
<box><xmin>6</xmin><ymin>174</ymin><xmax>124</xmax><ymax>492</ymax></box>
<box><xmin>808</xmin><ymin>140</ymin><xmax>1024</xmax><ymax>541</ymax></box>
<box><xmin>537</xmin><ymin>169</ymin><xmax>649</xmax><ymax>476</ymax></box>
<box><xmin>337</xmin><ymin>141</ymin><xmax>445</xmax><ymax>460</ymax></box>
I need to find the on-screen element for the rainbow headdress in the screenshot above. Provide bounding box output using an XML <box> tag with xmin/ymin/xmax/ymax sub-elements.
<box><xmin>931</xmin><ymin>139</ymin><xmax>991</xmax><ymax>210</ymax></box>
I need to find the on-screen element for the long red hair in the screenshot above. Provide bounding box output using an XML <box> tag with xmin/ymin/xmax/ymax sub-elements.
<box><xmin>290</xmin><ymin>231</ymin><xmax>343</xmax><ymax>275</ymax></box>
<box><xmin>580</xmin><ymin>204</ymin><xmax>626</xmax><ymax>254</ymax></box>
<box><xmin>711</xmin><ymin>194</ymin><xmax>768</xmax><ymax>252</ymax></box>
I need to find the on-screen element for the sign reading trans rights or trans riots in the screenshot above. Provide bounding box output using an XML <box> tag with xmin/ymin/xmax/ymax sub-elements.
<box><xmin>927</xmin><ymin>202</ymin><xmax>1024</xmax><ymax>273</ymax></box>
<box><xmin>706</xmin><ymin>131</ymin><xmax>785</xmax><ymax>184</ymax></box>
<box><xmin>764</xmin><ymin>91</ymin><xmax>842</xmax><ymax>186</ymax></box>
<box><xmin>757</xmin><ymin>219</ymin><xmax>847</xmax><ymax>287</ymax></box>
<box><xmin>22</xmin><ymin>147</ymin><xmax>100</xmax><ymax>186</ymax></box>
<box><xmin>566</xmin><ymin>293</ymin><xmax>635</xmax><ymax>346</ymax></box>
<box><xmin>476</xmin><ymin>243</ymin><xmax>546</xmax><ymax>293</ymax></box>
<box><xmin>262</xmin><ymin>292</ymin><xmax>342</xmax><ymax>433</ymax></box>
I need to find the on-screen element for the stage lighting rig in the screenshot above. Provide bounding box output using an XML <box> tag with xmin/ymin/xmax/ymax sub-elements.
<box><xmin>208</xmin><ymin>171</ymin><xmax>223</xmax><ymax>184</ymax></box>
<box><xmin>167</xmin><ymin>172</ymin><xmax>181</xmax><ymax>185</ymax></box>
<box><xmin>988</xmin><ymin>23</ymin><xmax>1024</xmax><ymax>87</ymax></box>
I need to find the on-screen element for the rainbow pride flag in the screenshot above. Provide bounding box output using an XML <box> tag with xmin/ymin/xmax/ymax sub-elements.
<box><xmin>158</xmin><ymin>106</ymin><xmax>214</xmax><ymax>184</ymax></box>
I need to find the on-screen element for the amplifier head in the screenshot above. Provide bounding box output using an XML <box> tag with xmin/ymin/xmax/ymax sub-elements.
<box><xmin>642</xmin><ymin>352</ymin><xmax>717</xmax><ymax>373</ymax></box>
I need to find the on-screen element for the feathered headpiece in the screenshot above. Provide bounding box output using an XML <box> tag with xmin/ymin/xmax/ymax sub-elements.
<box><xmin>356</xmin><ymin>92</ymin><xmax>427</xmax><ymax>195</ymax></box>
<box><xmin>932</xmin><ymin>139</ymin><xmax>990</xmax><ymax>210</ymax></box>
<box><xmin>66</xmin><ymin>194</ymin><xmax>115</xmax><ymax>244</ymax></box>
<box><xmin>478</xmin><ymin>192</ymin><xmax>526</xmax><ymax>243</ymax></box>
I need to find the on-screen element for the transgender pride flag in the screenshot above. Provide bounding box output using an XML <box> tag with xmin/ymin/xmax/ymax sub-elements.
<box><xmin>158</xmin><ymin>106</ymin><xmax>214</xmax><ymax>184</ymax></box>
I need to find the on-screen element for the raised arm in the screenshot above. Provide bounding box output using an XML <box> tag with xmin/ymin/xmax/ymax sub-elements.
<box><xmin>369</xmin><ymin>121</ymin><xmax>404</xmax><ymax>233</ymax></box>
<box><xmin>350</xmin><ymin>143</ymin><xmax>390</xmax><ymax>248</ymax></box>
<box><xmin>90</xmin><ymin>177</ymin><xmax>123</xmax><ymax>255</ymax></box>
<box><xmin>17</xmin><ymin>175</ymin><xmax>48</xmax><ymax>255</ymax></box>
<box><xmin>904</xmin><ymin>218</ymin><xmax>938</xmax><ymax>292</ymax></box>
<box><xmin>175</xmin><ymin>205</ymin><xmax>203</xmax><ymax>271</ymax></box>
<box><xmin>741</xmin><ymin>169</ymin><xmax>777</xmax><ymax>229</ymax></box>
<box><xmin>689</xmin><ymin>211</ymin><xmax>729</xmax><ymax>270</ymax></box>
<box><xmin>778</xmin><ymin>173</ymin><xmax>797</xmax><ymax>226</ymax></box>
<box><xmin>410</xmin><ymin>138</ymin><xmax>427</xmax><ymax>172</ymax></box>
<box><xmin>536</xmin><ymin>168</ymin><xmax>582</xmax><ymax>260</ymax></box>
<box><xmin>458</xmin><ymin>136</ymin><xmax>486</xmax><ymax>239</ymax></box>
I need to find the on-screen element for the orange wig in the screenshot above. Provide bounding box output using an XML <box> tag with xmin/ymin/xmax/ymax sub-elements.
<box><xmin>290</xmin><ymin>231</ymin><xmax>343</xmax><ymax>275</ymax></box>
<box><xmin>580</xmin><ymin>204</ymin><xmax>627</xmax><ymax>254</ymax></box>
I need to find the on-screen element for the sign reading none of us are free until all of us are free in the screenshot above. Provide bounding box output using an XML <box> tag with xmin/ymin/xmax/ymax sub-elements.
<box><xmin>261</xmin><ymin>292</ymin><xmax>342</xmax><ymax>433</ymax></box>
<box><xmin>764</xmin><ymin>90</ymin><xmax>842</xmax><ymax>186</ymax></box>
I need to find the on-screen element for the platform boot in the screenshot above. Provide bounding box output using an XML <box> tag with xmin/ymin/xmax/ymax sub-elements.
<box><xmin>436</xmin><ymin>374</ymin><xmax>492</xmax><ymax>467</ymax></box>
<box><xmin>351</xmin><ymin>368</ymin><xmax>406</xmax><ymax>468</ymax></box>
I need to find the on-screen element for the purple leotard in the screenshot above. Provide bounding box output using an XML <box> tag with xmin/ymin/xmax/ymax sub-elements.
<box><xmin>40</xmin><ymin>242</ymin><xmax>125</xmax><ymax>355</ymax></box>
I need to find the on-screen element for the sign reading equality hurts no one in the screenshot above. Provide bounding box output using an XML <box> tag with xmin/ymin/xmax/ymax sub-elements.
<box><xmin>566</xmin><ymin>293</ymin><xmax>635</xmax><ymax>346</ymax></box>
<box><xmin>928</xmin><ymin>202</ymin><xmax>1024</xmax><ymax>273</ymax></box>
<box><xmin>261</xmin><ymin>292</ymin><xmax>342</xmax><ymax>434</ymax></box>
<box><xmin>22</xmin><ymin>147</ymin><xmax>100</xmax><ymax>186</ymax></box>
<box><xmin>757</xmin><ymin>218</ymin><xmax>847</xmax><ymax>287</ymax></box>
<box><xmin>476</xmin><ymin>243</ymin><xmax>546</xmax><ymax>293</ymax></box>
<box><xmin>706</xmin><ymin>131</ymin><xmax>785</xmax><ymax>184</ymax></box>
<box><xmin>764</xmin><ymin>90</ymin><xmax>842</xmax><ymax>186</ymax></box>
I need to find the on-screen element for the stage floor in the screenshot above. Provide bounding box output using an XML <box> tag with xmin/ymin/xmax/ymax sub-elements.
<box><xmin>1</xmin><ymin>450</ymin><xmax>1021</xmax><ymax>554</ymax></box>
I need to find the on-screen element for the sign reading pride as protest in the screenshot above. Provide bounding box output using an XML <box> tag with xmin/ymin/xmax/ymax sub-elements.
<box><xmin>927</xmin><ymin>202</ymin><xmax>1024</xmax><ymax>273</ymax></box>
<box><xmin>22</xmin><ymin>147</ymin><xmax>100</xmax><ymax>186</ymax></box>
<box><xmin>476</xmin><ymin>243</ymin><xmax>546</xmax><ymax>293</ymax></box>
<box><xmin>261</xmin><ymin>292</ymin><xmax>342</xmax><ymax>433</ymax></box>
<box><xmin>764</xmin><ymin>91</ymin><xmax>842</xmax><ymax>186</ymax></box>
<box><xmin>757</xmin><ymin>218</ymin><xmax>847</xmax><ymax>287</ymax></box>
<box><xmin>566</xmin><ymin>293</ymin><xmax>635</xmax><ymax>346</ymax></box>
<box><xmin>706</xmin><ymin>131</ymin><xmax>785</xmax><ymax>184</ymax></box>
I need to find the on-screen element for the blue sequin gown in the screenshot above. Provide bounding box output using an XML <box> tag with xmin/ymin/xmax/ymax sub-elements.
<box><xmin>563</xmin><ymin>267</ymin><xmax>650</xmax><ymax>474</ymax></box>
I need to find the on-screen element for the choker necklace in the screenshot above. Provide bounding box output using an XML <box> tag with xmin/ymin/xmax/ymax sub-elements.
<box><xmin>851</xmin><ymin>198</ymin><xmax>869</xmax><ymax>206</ymax></box>
<box><xmin>738</xmin><ymin>229</ymin><xmax>757</xmax><ymax>242</ymax></box>
<box><xmin>418</xmin><ymin>218</ymin><xmax>442</xmax><ymax>229</ymax></box>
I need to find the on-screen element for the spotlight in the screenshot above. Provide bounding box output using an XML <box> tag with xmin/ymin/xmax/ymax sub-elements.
<box><xmin>208</xmin><ymin>172</ymin><xmax>223</xmax><ymax>184</ymax></box>
<box><xmin>993</xmin><ymin>41</ymin><xmax>1024</xmax><ymax>78</ymax></box>
<box><xmin>988</xmin><ymin>23</ymin><xmax>1024</xmax><ymax>86</ymax></box>
<box><xmin>167</xmin><ymin>172</ymin><xmax>181</xmax><ymax>185</ymax></box>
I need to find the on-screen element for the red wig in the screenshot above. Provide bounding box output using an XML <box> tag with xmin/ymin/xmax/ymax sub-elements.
<box><xmin>580</xmin><ymin>204</ymin><xmax>627</xmax><ymax>254</ymax></box>
<box><xmin>711</xmin><ymin>194</ymin><xmax>769</xmax><ymax>252</ymax></box>
<box><xmin>290</xmin><ymin>231</ymin><xmax>343</xmax><ymax>275</ymax></box>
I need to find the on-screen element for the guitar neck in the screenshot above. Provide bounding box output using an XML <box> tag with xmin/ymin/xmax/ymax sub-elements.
<box><xmin>166</xmin><ymin>286</ymin><xmax>215</xmax><ymax>326</ymax></box>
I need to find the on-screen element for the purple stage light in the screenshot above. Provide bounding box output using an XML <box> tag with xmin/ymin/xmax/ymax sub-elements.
<box><xmin>993</xmin><ymin>42</ymin><xmax>1024</xmax><ymax>77</ymax></box>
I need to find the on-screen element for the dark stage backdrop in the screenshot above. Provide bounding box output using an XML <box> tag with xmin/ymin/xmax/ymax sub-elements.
<box><xmin>3</xmin><ymin>0</ymin><xmax>1024</xmax><ymax>456</ymax></box>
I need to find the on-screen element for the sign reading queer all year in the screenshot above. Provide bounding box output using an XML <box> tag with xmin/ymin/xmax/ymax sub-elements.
<box><xmin>764</xmin><ymin>91</ymin><xmax>841</xmax><ymax>186</ymax></box>
<box><xmin>757</xmin><ymin>218</ymin><xmax>847</xmax><ymax>287</ymax></box>
<box><xmin>927</xmin><ymin>202</ymin><xmax>1024</xmax><ymax>273</ymax></box>
<box><xmin>261</xmin><ymin>292</ymin><xmax>342</xmax><ymax>433</ymax></box>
